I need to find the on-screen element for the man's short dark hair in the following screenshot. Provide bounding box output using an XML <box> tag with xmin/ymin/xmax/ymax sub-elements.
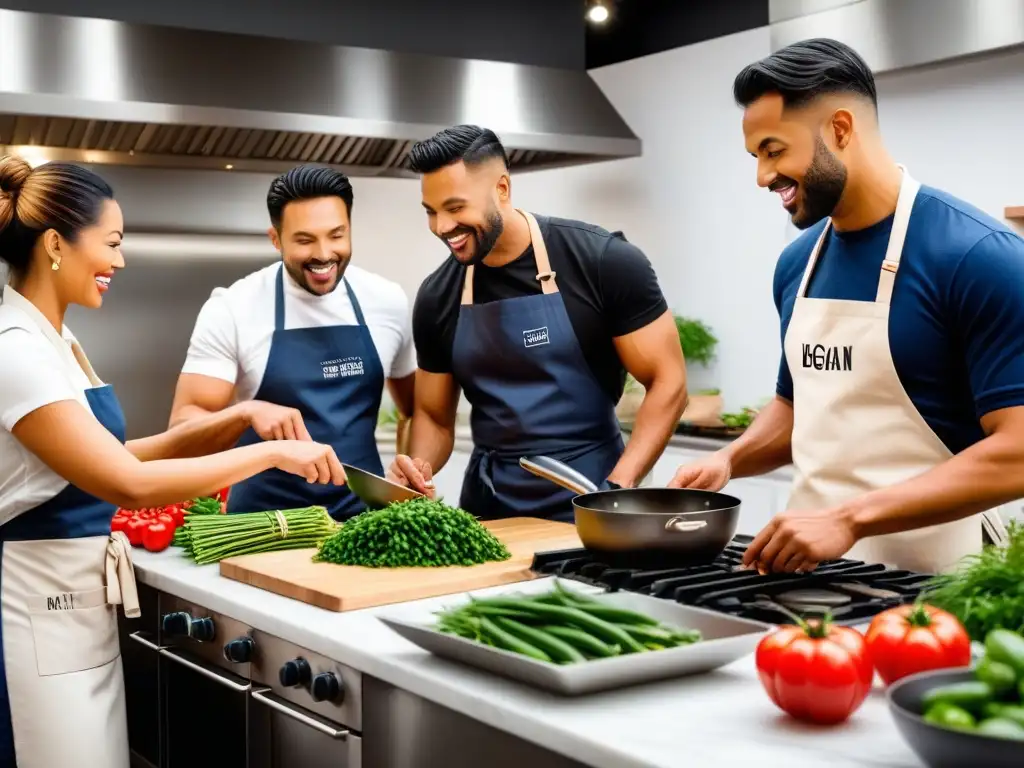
<box><xmin>733</xmin><ymin>38</ymin><xmax>877</xmax><ymax>110</ymax></box>
<box><xmin>407</xmin><ymin>125</ymin><xmax>510</xmax><ymax>174</ymax></box>
<box><xmin>267</xmin><ymin>164</ymin><xmax>354</xmax><ymax>229</ymax></box>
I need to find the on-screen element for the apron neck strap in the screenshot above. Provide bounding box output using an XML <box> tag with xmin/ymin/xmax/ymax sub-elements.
<box><xmin>460</xmin><ymin>209</ymin><xmax>558</xmax><ymax>306</ymax></box>
<box><xmin>275</xmin><ymin>265</ymin><xmax>366</xmax><ymax>329</ymax></box>
<box><xmin>1</xmin><ymin>285</ymin><xmax>102</xmax><ymax>386</ymax></box>
<box><xmin>794</xmin><ymin>165</ymin><xmax>920</xmax><ymax>307</ymax></box>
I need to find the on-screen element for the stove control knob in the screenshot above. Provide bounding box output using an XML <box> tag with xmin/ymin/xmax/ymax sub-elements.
<box><xmin>310</xmin><ymin>672</ymin><xmax>342</xmax><ymax>703</ymax></box>
<box><xmin>279</xmin><ymin>658</ymin><xmax>311</xmax><ymax>688</ymax></box>
<box><xmin>189</xmin><ymin>617</ymin><xmax>216</xmax><ymax>643</ymax></box>
<box><xmin>161</xmin><ymin>611</ymin><xmax>192</xmax><ymax>638</ymax></box>
<box><xmin>223</xmin><ymin>637</ymin><xmax>254</xmax><ymax>663</ymax></box>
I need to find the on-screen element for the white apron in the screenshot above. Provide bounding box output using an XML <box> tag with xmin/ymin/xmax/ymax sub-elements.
<box><xmin>784</xmin><ymin>166</ymin><xmax>1007</xmax><ymax>574</ymax></box>
<box><xmin>0</xmin><ymin>287</ymin><xmax>139</xmax><ymax>767</ymax></box>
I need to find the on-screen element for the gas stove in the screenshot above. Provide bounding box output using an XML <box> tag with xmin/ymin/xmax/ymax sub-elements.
<box><xmin>529</xmin><ymin>534</ymin><xmax>935</xmax><ymax>626</ymax></box>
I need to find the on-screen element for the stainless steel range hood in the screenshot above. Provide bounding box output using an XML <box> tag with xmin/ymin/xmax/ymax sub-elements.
<box><xmin>0</xmin><ymin>8</ymin><xmax>641</xmax><ymax>178</ymax></box>
<box><xmin>769</xmin><ymin>0</ymin><xmax>1024</xmax><ymax>75</ymax></box>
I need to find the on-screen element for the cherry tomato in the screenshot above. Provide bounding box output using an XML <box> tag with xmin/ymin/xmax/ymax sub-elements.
<box><xmin>125</xmin><ymin>517</ymin><xmax>149</xmax><ymax>547</ymax></box>
<box><xmin>756</xmin><ymin>614</ymin><xmax>874</xmax><ymax>725</ymax></box>
<box><xmin>141</xmin><ymin>522</ymin><xmax>174</xmax><ymax>552</ymax></box>
<box><xmin>165</xmin><ymin>505</ymin><xmax>186</xmax><ymax>527</ymax></box>
<box><xmin>864</xmin><ymin>603</ymin><xmax>971</xmax><ymax>685</ymax></box>
<box><xmin>110</xmin><ymin>515</ymin><xmax>131</xmax><ymax>534</ymax></box>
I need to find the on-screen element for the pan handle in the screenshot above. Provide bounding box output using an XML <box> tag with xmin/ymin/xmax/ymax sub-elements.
<box><xmin>520</xmin><ymin>456</ymin><xmax>599</xmax><ymax>495</ymax></box>
<box><xmin>665</xmin><ymin>517</ymin><xmax>708</xmax><ymax>533</ymax></box>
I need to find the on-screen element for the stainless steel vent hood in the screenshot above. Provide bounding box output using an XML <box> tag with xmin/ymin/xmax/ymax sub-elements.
<box><xmin>0</xmin><ymin>8</ymin><xmax>641</xmax><ymax>177</ymax></box>
<box><xmin>770</xmin><ymin>0</ymin><xmax>1024</xmax><ymax>75</ymax></box>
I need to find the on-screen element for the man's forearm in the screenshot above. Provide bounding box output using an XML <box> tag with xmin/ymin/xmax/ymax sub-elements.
<box><xmin>719</xmin><ymin>396</ymin><xmax>794</xmax><ymax>478</ymax></box>
<box><xmin>608</xmin><ymin>376</ymin><xmax>687</xmax><ymax>488</ymax></box>
<box><xmin>407</xmin><ymin>413</ymin><xmax>456</xmax><ymax>472</ymax></box>
<box><xmin>842</xmin><ymin>430</ymin><xmax>1024</xmax><ymax>538</ymax></box>
<box><xmin>131</xmin><ymin>403</ymin><xmax>252</xmax><ymax>461</ymax></box>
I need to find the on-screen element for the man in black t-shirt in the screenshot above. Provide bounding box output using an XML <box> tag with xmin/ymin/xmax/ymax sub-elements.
<box><xmin>386</xmin><ymin>125</ymin><xmax>688</xmax><ymax>521</ymax></box>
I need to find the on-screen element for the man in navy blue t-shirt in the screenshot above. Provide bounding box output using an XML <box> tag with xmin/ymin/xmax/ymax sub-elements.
<box><xmin>670</xmin><ymin>38</ymin><xmax>1024</xmax><ymax>574</ymax></box>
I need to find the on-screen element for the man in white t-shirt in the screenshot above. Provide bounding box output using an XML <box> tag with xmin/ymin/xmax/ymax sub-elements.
<box><xmin>170</xmin><ymin>165</ymin><xmax>415</xmax><ymax>519</ymax></box>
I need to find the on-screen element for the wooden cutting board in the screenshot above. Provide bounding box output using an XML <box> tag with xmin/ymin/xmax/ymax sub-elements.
<box><xmin>219</xmin><ymin>517</ymin><xmax>581</xmax><ymax>612</ymax></box>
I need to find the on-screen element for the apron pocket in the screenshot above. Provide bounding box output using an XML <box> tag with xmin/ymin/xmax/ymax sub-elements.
<box><xmin>27</xmin><ymin>586</ymin><xmax>119</xmax><ymax>676</ymax></box>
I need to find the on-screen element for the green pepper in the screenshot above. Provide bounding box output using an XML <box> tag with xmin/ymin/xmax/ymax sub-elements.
<box><xmin>985</xmin><ymin>629</ymin><xmax>1024</xmax><ymax>678</ymax></box>
<box><xmin>976</xmin><ymin>658</ymin><xmax>1018</xmax><ymax>696</ymax></box>
<box><xmin>976</xmin><ymin>717</ymin><xmax>1024</xmax><ymax>740</ymax></box>
<box><xmin>921</xmin><ymin>681</ymin><xmax>994</xmax><ymax>714</ymax></box>
<box><xmin>924</xmin><ymin>702</ymin><xmax>976</xmax><ymax>730</ymax></box>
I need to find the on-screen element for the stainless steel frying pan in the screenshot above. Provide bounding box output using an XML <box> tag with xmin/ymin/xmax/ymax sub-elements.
<box><xmin>520</xmin><ymin>455</ymin><xmax>741</xmax><ymax>562</ymax></box>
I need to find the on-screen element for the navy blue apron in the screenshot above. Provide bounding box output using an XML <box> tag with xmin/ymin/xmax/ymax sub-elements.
<box><xmin>226</xmin><ymin>266</ymin><xmax>385</xmax><ymax>521</ymax></box>
<box><xmin>0</xmin><ymin>383</ymin><xmax>127</xmax><ymax>765</ymax></box>
<box><xmin>450</xmin><ymin>211</ymin><xmax>624</xmax><ymax>522</ymax></box>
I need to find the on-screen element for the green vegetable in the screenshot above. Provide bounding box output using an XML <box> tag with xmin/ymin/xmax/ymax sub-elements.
<box><xmin>976</xmin><ymin>717</ymin><xmax>1024</xmax><ymax>740</ymax></box>
<box><xmin>539</xmin><ymin>625</ymin><xmax>620</xmax><ymax>658</ymax></box>
<box><xmin>921</xmin><ymin>681</ymin><xmax>994</xmax><ymax>714</ymax></box>
<box><xmin>463</xmin><ymin>598</ymin><xmax>648</xmax><ymax>653</ymax></box>
<box><xmin>924</xmin><ymin>702</ymin><xmax>976</xmax><ymax>730</ymax></box>
<box><xmin>619</xmin><ymin>623</ymin><xmax>702</xmax><ymax>648</ymax></box>
<box><xmin>187</xmin><ymin>496</ymin><xmax>223</xmax><ymax>516</ymax></box>
<box><xmin>923</xmin><ymin>521</ymin><xmax>1024</xmax><ymax>641</ymax></box>
<box><xmin>176</xmin><ymin>506</ymin><xmax>336</xmax><ymax>565</ymax></box>
<box><xmin>567</xmin><ymin>603</ymin><xmax>661</xmax><ymax>627</ymax></box>
<box><xmin>314</xmin><ymin>498</ymin><xmax>511</xmax><ymax>568</ymax></box>
<box><xmin>674</xmin><ymin>315</ymin><xmax>717</xmax><ymax>366</ymax></box>
<box><xmin>492</xmin><ymin>618</ymin><xmax>586</xmax><ymax>664</ymax></box>
<box><xmin>976</xmin><ymin>658</ymin><xmax>1018</xmax><ymax>696</ymax></box>
<box><xmin>477</xmin><ymin>617</ymin><xmax>551</xmax><ymax>663</ymax></box>
<box><xmin>984</xmin><ymin>704</ymin><xmax>1024</xmax><ymax>728</ymax></box>
<box><xmin>432</xmin><ymin>583</ymin><xmax>701</xmax><ymax>664</ymax></box>
<box><xmin>986</xmin><ymin>629</ymin><xmax>1024</xmax><ymax>679</ymax></box>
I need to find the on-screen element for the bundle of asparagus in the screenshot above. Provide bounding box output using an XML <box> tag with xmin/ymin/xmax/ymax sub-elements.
<box><xmin>177</xmin><ymin>506</ymin><xmax>338</xmax><ymax>565</ymax></box>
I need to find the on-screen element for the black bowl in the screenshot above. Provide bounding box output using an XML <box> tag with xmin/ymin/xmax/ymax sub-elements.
<box><xmin>887</xmin><ymin>668</ymin><xmax>1024</xmax><ymax>768</ymax></box>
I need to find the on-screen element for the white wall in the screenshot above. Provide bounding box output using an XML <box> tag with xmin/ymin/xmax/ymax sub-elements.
<box><xmin>92</xmin><ymin>29</ymin><xmax>1024</xmax><ymax>417</ymax></box>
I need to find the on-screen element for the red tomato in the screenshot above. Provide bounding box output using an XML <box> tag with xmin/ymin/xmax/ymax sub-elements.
<box><xmin>756</xmin><ymin>615</ymin><xmax>874</xmax><ymax>725</ymax></box>
<box><xmin>864</xmin><ymin>603</ymin><xmax>971</xmax><ymax>685</ymax></box>
<box><xmin>156</xmin><ymin>512</ymin><xmax>177</xmax><ymax>529</ymax></box>
<box><xmin>110</xmin><ymin>515</ymin><xmax>130</xmax><ymax>534</ymax></box>
<box><xmin>125</xmin><ymin>517</ymin><xmax>149</xmax><ymax>547</ymax></box>
<box><xmin>166</xmin><ymin>505</ymin><xmax>186</xmax><ymax>527</ymax></box>
<box><xmin>142</xmin><ymin>522</ymin><xmax>174</xmax><ymax>553</ymax></box>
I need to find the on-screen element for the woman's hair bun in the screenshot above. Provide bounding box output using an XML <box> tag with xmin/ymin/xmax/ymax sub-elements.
<box><xmin>0</xmin><ymin>155</ymin><xmax>32</xmax><ymax>232</ymax></box>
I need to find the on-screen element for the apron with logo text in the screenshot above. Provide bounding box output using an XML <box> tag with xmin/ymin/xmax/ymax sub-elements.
<box><xmin>0</xmin><ymin>288</ymin><xmax>139</xmax><ymax>767</ymax></box>
<box><xmin>227</xmin><ymin>266</ymin><xmax>385</xmax><ymax>520</ymax></box>
<box><xmin>451</xmin><ymin>211</ymin><xmax>624</xmax><ymax>521</ymax></box>
<box><xmin>784</xmin><ymin>167</ymin><xmax>1007</xmax><ymax>574</ymax></box>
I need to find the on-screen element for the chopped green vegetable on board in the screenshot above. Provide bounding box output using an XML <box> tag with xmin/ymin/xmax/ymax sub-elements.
<box><xmin>314</xmin><ymin>498</ymin><xmax>512</xmax><ymax>568</ymax></box>
<box><xmin>433</xmin><ymin>581</ymin><xmax>701</xmax><ymax>664</ymax></box>
<box><xmin>923</xmin><ymin>520</ymin><xmax>1024</xmax><ymax>640</ymax></box>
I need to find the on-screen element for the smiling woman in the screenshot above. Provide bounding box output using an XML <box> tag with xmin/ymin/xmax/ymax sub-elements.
<box><xmin>0</xmin><ymin>156</ymin><xmax>345</xmax><ymax>767</ymax></box>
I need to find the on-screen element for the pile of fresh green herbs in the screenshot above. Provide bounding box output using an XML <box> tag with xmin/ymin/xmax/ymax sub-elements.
<box><xmin>177</xmin><ymin>506</ymin><xmax>337</xmax><ymax>565</ymax></box>
<box><xmin>314</xmin><ymin>498</ymin><xmax>511</xmax><ymax>568</ymax></box>
<box><xmin>924</xmin><ymin>520</ymin><xmax>1024</xmax><ymax>641</ymax></box>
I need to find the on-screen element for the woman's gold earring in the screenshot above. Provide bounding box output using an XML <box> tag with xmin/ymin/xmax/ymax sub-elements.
<box><xmin>51</xmin><ymin>260</ymin><xmax>60</xmax><ymax>271</ymax></box>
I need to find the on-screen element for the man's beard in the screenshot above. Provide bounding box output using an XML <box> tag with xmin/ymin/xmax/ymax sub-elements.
<box><xmin>446</xmin><ymin>207</ymin><xmax>504</xmax><ymax>265</ymax></box>
<box><xmin>792</xmin><ymin>137</ymin><xmax>848</xmax><ymax>230</ymax></box>
<box><xmin>284</xmin><ymin>255</ymin><xmax>349</xmax><ymax>296</ymax></box>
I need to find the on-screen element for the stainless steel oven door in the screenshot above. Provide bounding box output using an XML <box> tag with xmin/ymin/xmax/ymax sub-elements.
<box><xmin>248</xmin><ymin>688</ymin><xmax>362</xmax><ymax>768</ymax></box>
<box><xmin>158</xmin><ymin>595</ymin><xmax>254</xmax><ymax>768</ymax></box>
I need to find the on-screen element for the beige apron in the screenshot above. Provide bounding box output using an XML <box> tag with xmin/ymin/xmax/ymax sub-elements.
<box><xmin>784</xmin><ymin>166</ymin><xmax>1006</xmax><ymax>574</ymax></box>
<box><xmin>0</xmin><ymin>286</ymin><xmax>139</xmax><ymax>767</ymax></box>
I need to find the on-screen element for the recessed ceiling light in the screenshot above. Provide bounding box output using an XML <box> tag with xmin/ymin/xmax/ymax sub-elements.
<box><xmin>587</xmin><ymin>3</ymin><xmax>610</xmax><ymax>24</ymax></box>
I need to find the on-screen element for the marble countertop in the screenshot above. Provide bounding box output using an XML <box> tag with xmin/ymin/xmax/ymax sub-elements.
<box><xmin>131</xmin><ymin>549</ymin><xmax>921</xmax><ymax>768</ymax></box>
